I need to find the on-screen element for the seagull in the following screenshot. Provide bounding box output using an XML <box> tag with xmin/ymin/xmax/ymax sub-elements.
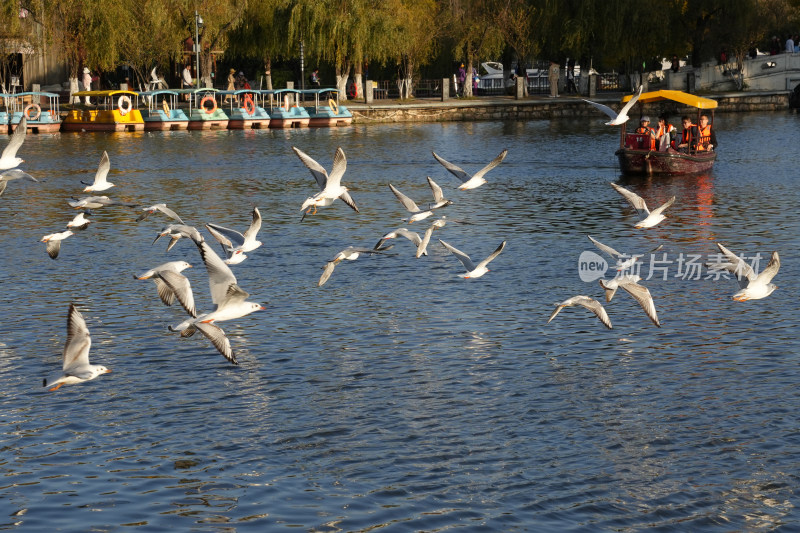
<box><xmin>41</xmin><ymin>230</ymin><xmax>73</xmax><ymax>259</ymax></box>
<box><xmin>547</xmin><ymin>296</ymin><xmax>613</xmax><ymax>329</ymax></box>
<box><xmin>153</xmin><ymin>223</ymin><xmax>200</xmax><ymax>252</ymax></box>
<box><xmin>134</xmin><ymin>260</ymin><xmax>196</xmax><ymax>317</ymax></box>
<box><xmin>42</xmin><ymin>303</ymin><xmax>111</xmax><ymax>391</ymax></box>
<box><xmin>67</xmin><ymin>212</ymin><xmax>91</xmax><ymax>230</ymax></box>
<box><xmin>81</xmin><ymin>151</ymin><xmax>114</xmax><ymax>192</ymax></box>
<box><xmin>598</xmin><ymin>275</ymin><xmax>661</xmax><ymax>327</ymax></box>
<box><xmin>588</xmin><ymin>235</ymin><xmax>641</xmax><ymax>271</ymax></box>
<box><xmin>707</xmin><ymin>243</ymin><xmax>780</xmax><ymax>301</ymax></box>
<box><xmin>375</xmin><ymin>228</ymin><xmax>425</xmax><ymax>254</ymax></box>
<box><xmin>0</xmin><ymin>116</ymin><xmax>26</xmax><ymax>170</ymax></box>
<box><xmin>438</xmin><ymin>239</ymin><xmax>506</xmax><ymax>278</ymax></box>
<box><xmin>388</xmin><ymin>177</ymin><xmax>452</xmax><ymax>222</ymax></box>
<box><xmin>68</xmin><ymin>196</ymin><xmax>138</xmax><ymax>210</ymax></box>
<box><xmin>318</xmin><ymin>246</ymin><xmax>393</xmax><ymax>287</ymax></box>
<box><xmin>205</xmin><ymin>207</ymin><xmax>263</xmax><ymax>264</ymax></box>
<box><xmin>416</xmin><ymin>218</ymin><xmax>447</xmax><ymax>258</ymax></box>
<box><xmin>293</xmin><ymin>146</ymin><xmax>359</xmax><ymax>219</ymax></box>
<box><xmin>432</xmin><ymin>149</ymin><xmax>508</xmax><ymax>190</ymax></box>
<box><xmin>0</xmin><ymin>169</ymin><xmax>38</xmax><ymax>197</ymax></box>
<box><xmin>583</xmin><ymin>85</ymin><xmax>644</xmax><ymax>126</ymax></box>
<box><xmin>136</xmin><ymin>203</ymin><xmax>184</xmax><ymax>224</ymax></box>
<box><xmin>166</xmin><ymin>231</ymin><xmax>265</xmax><ymax>364</ymax></box>
<box><xmin>609</xmin><ymin>182</ymin><xmax>675</xmax><ymax>229</ymax></box>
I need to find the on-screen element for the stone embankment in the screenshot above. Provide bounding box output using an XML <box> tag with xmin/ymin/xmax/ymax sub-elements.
<box><xmin>345</xmin><ymin>91</ymin><xmax>790</xmax><ymax>124</ymax></box>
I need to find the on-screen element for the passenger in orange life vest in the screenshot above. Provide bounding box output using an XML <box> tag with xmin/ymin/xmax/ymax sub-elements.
<box><xmin>676</xmin><ymin>116</ymin><xmax>698</xmax><ymax>153</ymax></box>
<box><xmin>655</xmin><ymin>115</ymin><xmax>676</xmax><ymax>151</ymax></box>
<box><xmin>635</xmin><ymin>116</ymin><xmax>657</xmax><ymax>149</ymax></box>
<box><xmin>695</xmin><ymin>114</ymin><xmax>717</xmax><ymax>151</ymax></box>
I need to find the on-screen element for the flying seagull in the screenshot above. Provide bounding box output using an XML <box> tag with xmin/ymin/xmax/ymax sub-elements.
<box><xmin>547</xmin><ymin>295</ymin><xmax>613</xmax><ymax>329</ymax></box>
<box><xmin>609</xmin><ymin>182</ymin><xmax>675</xmax><ymax>229</ymax></box>
<box><xmin>432</xmin><ymin>149</ymin><xmax>508</xmax><ymax>190</ymax></box>
<box><xmin>583</xmin><ymin>85</ymin><xmax>644</xmax><ymax>126</ymax></box>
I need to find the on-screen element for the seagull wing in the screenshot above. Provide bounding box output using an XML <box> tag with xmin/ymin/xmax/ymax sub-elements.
<box><xmin>155</xmin><ymin>204</ymin><xmax>184</xmax><ymax>224</ymax></box>
<box><xmin>588</xmin><ymin>235</ymin><xmax>622</xmax><ymax>258</ymax></box>
<box><xmin>318</xmin><ymin>261</ymin><xmax>337</xmax><ymax>286</ymax></box>
<box><xmin>426</xmin><ymin>176</ymin><xmax>446</xmax><ymax>204</ymax></box>
<box><xmin>432</xmin><ymin>152</ymin><xmax>470</xmax><ymax>184</ymax></box>
<box><xmin>416</xmin><ymin>226</ymin><xmax>434</xmax><ymax>258</ymax></box>
<box><xmin>292</xmin><ymin>146</ymin><xmax>328</xmax><ymax>190</ymax></box>
<box><xmin>548</xmin><ymin>295</ymin><xmax>613</xmax><ymax>329</ymax></box>
<box><xmin>63</xmin><ymin>303</ymin><xmax>92</xmax><ymax>372</ymax></box>
<box><xmin>325</xmin><ymin>147</ymin><xmax>347</xmax><ymax>189</ymax></box>
<box><xmin>472</xmin><ymin>149</ymin><xmax>508</xmax><ymax>181</ymax></box>
<box><xmin>206</xmin><ymin>223</ymin><xmax>244</xmax><ymax>249</ymax></box>
<box><xmin>389</xmin><ymin>184</ymin><xmax>421</xmax><ymax>213</ymax></box>
<box><xmin>610</xmin><ymin>182</ymin><xmax>650</xmax><ymax>217</ymax></box>
<box><xmin>649</xmin><ymin>196</ymin><xmax>676</xmax><ymax>218</ymax></box>
<box><xmin>754</xmin><ymin>250</ymin><xmax>780</xmax><ymax>284</ymax></box>
<box><xmin>158</xmin><ymin>270</ymin><xmax>197</xmax><ymax>318</ymax></box>
<box><xmin>153</xmin><ymin>277</ymin><xmax>176</xmax><ymax>306</ymax></box>
<box><xmin>92</xmin><ymin>151</ymin><xmax>111</xmax><ymax>186</ymax></box>
<box><xmin>46</xmin><ymin>240</ymin><xmax>63</xmax><ymax>259</ymax></box>
<box><xmin>194</xmin><ymin>239</ymin><xmax>239</xmax><ymax>306</ymax></box>
<box><xmin>617</xmin><ymin>85</ymin><xmax>644</xmax><ymax>118</ymax></box>
<box><xmin>0</xmin><ymin>169</ymin><xmax>37</xmax><ymax>182</ymax></box>
<box><xmin>438</xmin><ymin>239</ymin><xmax>476</xmax><ymax>271</ymax></box>
<box><xmin>716</xmin><ymin>243</ymin><xmax>756</xmax><ymax>282</ymax></box>
<box><xmin>475</xmin><ymin>240</ymin><xmax>507</xmax><ymax>270</ymax></box>
<box><xmin>339</xmin><ymin>190</ymin><xmax>359</xmax><ymax>213</ymax></box>
<box><xmin>582</xmin><ymin>99</ymin><xmax>619</xmax><ymax>120</ymax></box>
<box><xmin>617</xmin><ymin>280</ymin><xmax>661</xmax><ymax>327</ymax></box>
<box><xmin>242</xmin><ymin>207</ymin><xmax>262</xmax><ymax>244</ymax></box>
<box><xmin>0</xmin><ymin>181</ymin><xmax>6</xmax><ymax>197</ymax></box>
<box><xmin>1</xmin><ymin>116</ymin><xmax>26</xmax><ymax>160</ymax></box>
<box><xmin>194</xmin><ymin>322</ymin><xmax>237</xmax><ymax>364</ymax></box>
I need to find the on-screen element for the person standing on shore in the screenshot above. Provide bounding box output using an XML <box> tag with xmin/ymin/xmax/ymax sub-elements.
<box><xmin>82</xmin><ymin>67</ymin><xmax>92</xmax><ymax>104</ymax></box>
<box><xmin>225</xmin><ymin>68</ymin><xmax>235</xmax><ymax>103</ymax></box>
<box><xmin>548</xmin><ymin>60</ymin><xmax>560</xmax><ymax>98</ymax></box>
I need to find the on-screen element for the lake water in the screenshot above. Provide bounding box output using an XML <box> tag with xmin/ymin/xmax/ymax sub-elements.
<box><xmin>1</xmin><ymin>111</ymin><xmax>798</xmax><ymax>531</ymax></box>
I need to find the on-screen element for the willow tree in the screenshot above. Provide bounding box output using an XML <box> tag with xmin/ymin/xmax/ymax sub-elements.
<box><xmin>385</xmin><ymin>0</ymin><xmax>441</xmax><ymax>99</ymax></box>
<box><xmin>288</xmin><ymin>0</ymin><xmax>386</xmax><ymax>100</ymax></box>
<box><xmin>172</xmin><ymin>0</ymin><xmax>248</xmax><ymax>88</ymax></box>
<box><xmin>225</xmin><ymin>0</ymin><xmax>290</xmax><ymax>90</ymax></box>
<box><xmin>496</xmin><ymin>0</ymin><xmax>537</xmax><ymax>95</ymax></box>
<box><xmin>446</xmin><ymin>0</ymin><xmax>505</xmax><ymax>97</ymax></box>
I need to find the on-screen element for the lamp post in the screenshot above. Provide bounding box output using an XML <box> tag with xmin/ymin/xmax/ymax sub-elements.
<box><xmin>194</xmin><ymin>11</ymin><xmax>203</xmax><ymax>89</ymax></box>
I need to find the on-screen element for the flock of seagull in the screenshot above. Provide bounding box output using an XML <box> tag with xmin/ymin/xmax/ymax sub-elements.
<box><xmin>0</xmin><ymin>107</ymin><xmax>781</xmax><ymax>391</ymax></box>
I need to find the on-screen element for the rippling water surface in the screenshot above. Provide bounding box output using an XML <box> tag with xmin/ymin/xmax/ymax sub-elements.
<box><xmin>1</xmin><ymin>112</ymin><xmax>799</xmax><ymax>531</ymax></box>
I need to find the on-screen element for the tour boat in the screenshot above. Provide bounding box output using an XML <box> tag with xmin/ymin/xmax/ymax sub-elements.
<box><xmin>220</xmin><ymin>89</ymin><xmax>270</xmax><ymax>129</ymax></box>
<box><xmin>263</xmin><ymin>89</ymin><xmax>310</xmax><ymax>128</ymax></box>
<box><xmin>301</xmin><ymin>88</ymin><xmax>352</xmax><ymax>127</ymax></box>
<box><xmin>139</xmin><ymin>90</ymin><xmax>189</xmax><ymax>131</ymax></box>
<box><xmin>615</xmin><ymin>90</ymin><xmax>717</xmax><ymax>176</ymax></box>
<box><xmin>6</xmin><ymin>91</ymin><xmax>62</xmax><ymax>133</ymax></box>
<box><xmin>175</xmin><ymin>88</ymin><xmax>229</xmax><ymax>130</ymax></box>
<box><xmin>62</xmin><ymin>90</ymin><xmax>144</xmax><ymax>132</ymax></box>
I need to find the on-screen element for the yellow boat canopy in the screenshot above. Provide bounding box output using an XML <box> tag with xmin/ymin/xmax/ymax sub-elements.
<box><xmin>621</xmin><ymin>90</ymin><xmax>718</xmax><ymax>109</ymax></box>
<box><xmin>72</xmin><ymin>90</ymin><xmax>140</xmax><ymax>97</ymax></box>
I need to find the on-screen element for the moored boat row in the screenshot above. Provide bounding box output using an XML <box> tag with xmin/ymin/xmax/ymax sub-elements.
<box><xmin>0</xmin><ymin>88</ymin><xmax>352</xmax><ymax>133</ymax></box>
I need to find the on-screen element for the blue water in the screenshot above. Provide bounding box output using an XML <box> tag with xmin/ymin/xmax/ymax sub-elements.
<box><xmin>1</xmin><ymin>112</ymin><xmax>799</xmax><ymax>531</ymax></box>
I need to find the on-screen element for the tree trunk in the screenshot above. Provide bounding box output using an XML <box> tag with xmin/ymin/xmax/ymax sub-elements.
<box><xmin>201</xmin><ymin>52</ymin><xmax>213</xmax><ymax>88</ymax></box>
<box><xmin>354</xmin><ymin>63</ymin><xmax>363</xmax><ymax>102</ymax></box>
<box><xmin>335</xmin><ymin>62</ymin><xmax>351</xmax><ymax>101</ymax></box>
<box><xmin>264</xmin><ymin>57</ymin><xmax>273</xmax><ymax>90</ymax></box>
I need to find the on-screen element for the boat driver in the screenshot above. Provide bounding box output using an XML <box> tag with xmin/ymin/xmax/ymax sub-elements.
<box><xmin>635</xmin><ymin>116</ymin><xmax>656</xmax><ymax>150</ymax></box>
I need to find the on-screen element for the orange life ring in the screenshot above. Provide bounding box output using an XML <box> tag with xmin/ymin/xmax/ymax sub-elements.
<box><xmin>328</xmin><ymin>98</ymin><xmax>339</xmax><ymax>115</ymax></box>
<box><xmin>347</xmin><ymin>83</ymin><xmax>358</xmax><ymax>98</ymax></box>
<box><xmin>243</xmin><ymin>94</ymin><xmax>256</xmax><ymax>115</ymax></box>
<box><xmin>117</xmin><ymin>95</ymin><xmax>132</xmax><ymax>116</ymax></box>
<box><xmin>24</xmin><ymin>103</ymin><xmax>41</xmax><ymax>121</ymax></box>
<box><xmin>200</xmin><ymin>95</ymin><xmax>217</xmax><ymax>114</ymax></box>
<box><xmin>283</xmin><ymin>94</ymin><xmax>291</xmax><ymax>111</ymax></box>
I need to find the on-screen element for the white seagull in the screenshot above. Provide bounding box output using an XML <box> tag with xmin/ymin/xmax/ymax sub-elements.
<box><xmin>135</xmin><ymin>260</ymin><xmax>196</xmax><ymax>316</ymax></box>
<box><xmin>205</xmin><ymin>207</ymin><xmax>263</xmax><ymax>264</ymax></box>
<box><xmin>166</xmin><ymin>231</ymin><xmax>265</xmax><ymax>364</ymax></box>
<box><xmin>136</xmin><ymin>203</ymin><xmax>184</xmax><ymax>224</ymax></box>
<box><xmin>41</xmin><ymin>230</ymin><xmax>74</xmax><ymax>259</ymax></box>
<box><xmin>432</xmin><ymin>149</ymin><xmax>508</xmax><ymax>190</ymax></box>
<box><xmin>293</xmin><ymin>146</ymin><xmax>359</xmax><ymax>219</ymax></box>
<box><xmin>318</xmin><ymin>246</ymin><xmax>393</xmax><ymax>287</ymax></box>
<box><xmin>67</xmin><ymin>212</ymin><xmax>91</xmax><ymax>230</ymax></box>
<box><xmin>547</xmin><ymin>296</ymin><xmax>613</xmax><ymax>329</ymax></box>
<box><xmin>416</xmin><ymin>218</ymin><xmax>447</xmax><ymax>258</ymax></box>
<box><xmin>375</xmin><ymin>228</ymin><xmax>425</xmax><ymax>254</ymax></box>
<box><xmin>81</xmin><ymin>151</ymin><xmax>114</xmax><ymax>192</ymax></box>
<box><xmin>707</xmin><ymin>243</ymin><xmax>780</xmax><ymax>301</ymax></box>
<box><xmin>0</xmin><ymin>116</ymin><xmax>26</xmax><ymax>170</ymax></box>
<box><xmin>583</xmin><ymin>85</ymin><xmax>644</xmax><ymax>126</ymax></box>
<box><xmin>42</xmin><ymin>303</ymin><xmax>111</xmax><ymax>391</ymax></box>
<box><xmin>598</xmin><ymin>275</ymin><xmax>661</xmax><ymax>327</ymax></box>
<box><xmin>153</xmin><ymin>223</ymin><xmax>200</xmax><ymax>252</ymax></box>
<box><xmin>388</xmin><ymin>177</ymin><xmax>452</xmax><ymax>222</ymax></box>
<box><xmin>0</xmin><ymin>169</ymin><xmax>38</xmax><ymax>197</ymax></box>
<box><xmin>588</xmin><ymin>235</ymin><xmax>641</xmax><ymax>271</ymax></box>
<box><xmin>68</xmin><ymin>196</ymin><xmax>138</xmax><ymax>210</ymax></box>
<box><xmin>609</xmin><ymin>182</ymin><xmax>676</xmax><ymax>229</ymax></box>
<box><xmin>438</xmin><ymin>239</ymin><xmax>506</xmax><ymax>279</ymax></box>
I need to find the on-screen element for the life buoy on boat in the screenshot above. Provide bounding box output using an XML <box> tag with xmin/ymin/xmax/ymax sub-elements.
<box><xmin>347</xmin><ymin>82</ymin><xmax>358</xmax><ymax>98</ymax></box>
<box><xmin>117</xmin><ymin>95</ymin><xmax>132</xmax><ymax>116</ymax></box>
<box><xmin>328</xmin><ymin>98</ymin><xmax>339</xmax><ymax>115</ymax></box>
<box><xmin>283</xmin><ymin>94</ymin><xmax>291</xmax><ymax>111</ymax></box>
<box><xmin>200</xmin><ymin>95</ymin><xmax>217</xmax><ymax>114</ymax></box>
<box><xmin>162</xmin><ymin>99</ymin><xmax>170</xmax><ymax>116</ymax></box>
<box><xmin>243</xmin><ymin>94</ymin><xmax>256</xmax><ymax>115</ymax></box>
<box><xmin>24</xmin><ymin>103</ymin><xmax>41</xmax><ymax>121</ymax></box>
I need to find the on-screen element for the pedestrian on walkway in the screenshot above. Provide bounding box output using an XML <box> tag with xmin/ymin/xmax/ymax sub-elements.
<box><xmin>548</xmin><ymin>60</ymin><xmax>560</xmax><ymax>98</ymax></box>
